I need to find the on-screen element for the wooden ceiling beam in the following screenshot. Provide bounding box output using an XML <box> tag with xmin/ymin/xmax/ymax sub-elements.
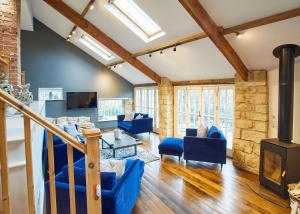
<box><xmin>66</xmin><ymin>0</ymin><xmax>95</xmax><ymax>41</ymax></box>
<box><xmin>108</xmin><ymin>6</ymin><xmax>300</xmax><ymax>70</ymax></box>
<box><xmin>44</xmin><ymin>0</ymin><xmax>161</xmax><ymax>83</ymax></box>
<box><xmin>178</xmin><ymin>0</ymin><xmax>248</xmax><ymax>80</ymax></box>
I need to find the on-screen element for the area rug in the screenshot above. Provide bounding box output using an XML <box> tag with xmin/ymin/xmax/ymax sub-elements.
<box><xmin>101</xmin><ymin>146</ymin><xmax>160</xmax><ymax>164</ymax></box>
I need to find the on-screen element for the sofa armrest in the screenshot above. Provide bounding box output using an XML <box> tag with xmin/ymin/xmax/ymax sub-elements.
<box><xmin>186</xmin><ymin>128</ymin><xmax>197</xmax><ymax>136</ymax></box>
<box><xmin>131</xmin><ymin>118</ymin><xmax>153</xmax><ymax>134</ymax></box>
<box><xmin>184</xmin><ymin>136</ymin><xmax>227</xmax><ymax>163</ymax></box>
<box><xmin>117</xmin><ymin>114</ymin><xmax>125</xmax><ymax>122</ymax></box>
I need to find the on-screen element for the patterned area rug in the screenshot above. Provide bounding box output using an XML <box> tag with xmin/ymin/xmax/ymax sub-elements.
<box><xmin>101</xmin><ymin>146</ymin><xmax>160</xmax><ymax>164</ymax></box>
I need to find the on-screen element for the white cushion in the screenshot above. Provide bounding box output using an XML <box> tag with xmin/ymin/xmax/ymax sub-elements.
<box><xmin>68</xmin><ymin>117</ymin><xmax>79</xmax><ymax>124</ymax></box>
<box><xmin>100</xmin><ymin>159</ymin><xmax>126</xmax><ymax>178</ymax></box>
<box><xmin>123</xmin><ymin>112</ymin><xmax>134</xmax><ymax>121</ymax></box>
<box><xmin>78</xmin><ymin>116</ymin><xmax>90</xmax><ymax>123</ymax></box>
<box><xmin>135</xmin><ymin>114</ymin><xmax>143</xmax><ymax>119</ymax></box>
<box><xmin>197</xmin><ymin>124</ymin><xmax>208</xmax><ymax>137</ymax></box>
<box><xmin>56</xmin><ymin>117</ymin><xmax>68</xmax><ymax>124</ymax></box>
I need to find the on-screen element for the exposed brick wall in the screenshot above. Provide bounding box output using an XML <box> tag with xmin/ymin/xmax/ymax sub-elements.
<box><xmin>233</xmin><ymin>70</ymin><xmax>269</xmax><ymax>174</ymax></box>
<box><xmin>0</xmin><ymin>0</ymin><xmax>21</xmax><ymax>86</ymax></box>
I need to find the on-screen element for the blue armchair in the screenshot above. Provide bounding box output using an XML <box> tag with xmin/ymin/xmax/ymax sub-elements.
<box><xmin>184</xmin><ymin>126</ymin><xmax>227</xmax><ymax>169</ymax></box>
<box><xmin>45</xmin><ymin>158</ymin><xmax>145</xmax><ymax>214</ymax></box>
<box><xmin>117</xmin><ymin>113</ymin><xmax>153</xmax><ymax>135</ymax></box>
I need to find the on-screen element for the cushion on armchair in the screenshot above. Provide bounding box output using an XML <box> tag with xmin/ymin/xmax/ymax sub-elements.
<box><xmin>207</xmin><ymin>126</ymin><xmax>221</xmax><ymax>138</ymax></box>
<box><xmin>62</xmin><ymin>165</ymin><xmax>117</xmax><ymax>190</ymax></box>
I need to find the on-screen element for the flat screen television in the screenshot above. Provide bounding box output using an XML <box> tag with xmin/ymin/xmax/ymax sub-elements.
<box><xmin>67</xmin><ymin>92</ymin><xmax>97</xmax><ymax>110</ymax></box>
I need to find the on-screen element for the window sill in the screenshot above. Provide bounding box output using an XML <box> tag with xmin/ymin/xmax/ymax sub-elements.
<box><xmin>98</xmin><ymin>119</ymin><xmax>117</xmax><ymax>122</ymax></box>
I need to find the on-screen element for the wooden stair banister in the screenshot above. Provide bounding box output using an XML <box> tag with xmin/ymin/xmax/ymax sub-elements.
<box><xmin>0</xmin><ymin>88</ymin><xmax>102</xmax><ymax>214</ymax></box>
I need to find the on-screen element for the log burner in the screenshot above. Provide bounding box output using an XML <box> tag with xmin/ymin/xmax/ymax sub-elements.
<box><xmin>259</xmin><ymin>44</ymin><xmax>300</xmax><ymax>198</ymax></box>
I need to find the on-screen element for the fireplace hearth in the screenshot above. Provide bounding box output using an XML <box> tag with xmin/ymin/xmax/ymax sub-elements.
<box><xmin>259</xmin><ymin>44</ymin><xmax>300</xmax><ymax>198</ymax></box>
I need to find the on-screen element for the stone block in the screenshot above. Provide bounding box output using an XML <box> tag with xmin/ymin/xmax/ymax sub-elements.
<box><xmin>255</xmin><ymin>105</ymin><xmax>268</xmax><ymax>114</ymax></box>
<box><xmin>253</xmin><ymin>121</ymin><xmax>268</xmax><ymax>132</ymax></box>
<box><xmin>241</xmin><ymin>130</ymin><xmax>267</xmax><ymax>143</ymax></box>
<box><xmin>235</xmin><ymin>119</ymin><xmax>253</xmax><ymax>129</ymax></box>
<box><xmin>235</xmin><ymin>94</ymin><xmax>246</xmax><ymax>103</ymax></box>
<box><xmin>246</xmin><ymin>112</ymin><xmax>268</xmax><ymax>121</ymax></box>
<box><xmin>245</xmin><ymin>153</ymin><xmax>259</xmax><ymax>169</ymax></box>
<box><xmin>234</xmin><ymin>128</ymin><xmax>241</xmax><ymax>139</ymax></box>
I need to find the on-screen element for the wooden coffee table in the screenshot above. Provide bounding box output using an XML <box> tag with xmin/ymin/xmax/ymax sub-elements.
<box><xmin>101</xmin><ymin>133</ymin><xmax>143</xmax><ymax>158</ymax></box>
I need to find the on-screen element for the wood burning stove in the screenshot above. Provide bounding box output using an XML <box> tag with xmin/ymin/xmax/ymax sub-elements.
<box><xmin>259</xmin><ymin>44</ymin><xmax>300</xmax><ymax>198</ymax></box>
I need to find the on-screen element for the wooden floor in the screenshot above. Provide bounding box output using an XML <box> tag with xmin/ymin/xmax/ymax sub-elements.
<box><xmin>130</xmin><ymin>133</ymin><xmax>290</xmax><ymax>214</ymax></box>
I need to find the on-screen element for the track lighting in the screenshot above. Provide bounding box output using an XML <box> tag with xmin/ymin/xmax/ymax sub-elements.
<box><xmin>160</xmin><ymin>49</ymin><xmax>163</xmax><ymax>54</ymax></box>
<box><xmin>149</xmin><ymin>53</ymin><xmax>152</xmax><ymax>57</ymax></box>
<box><xmin>72</xmin><ymin>30</ymin><xmax>75</xmax><ymax>35</ymax></box>
<box><xmin>90</xmin><ymin>4</ymin><xmax>94</xmax><ymax>10</ymax></box>
<box><xmin>114</xmin><ymin>65</ymin><xmax>116</xmax><ymax>68</ymax></box>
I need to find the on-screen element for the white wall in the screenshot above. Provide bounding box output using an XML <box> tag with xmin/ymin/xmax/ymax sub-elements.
<box><xmin>268</xmin><ymin>62</ymin><xmax>300</xmax><ymax>144</ymax></box>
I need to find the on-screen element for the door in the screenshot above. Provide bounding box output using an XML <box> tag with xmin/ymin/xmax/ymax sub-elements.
<box><xmin>201</xmin><ymin>87</ymin><xmax>217</xmax><ymax>127</ymax></box>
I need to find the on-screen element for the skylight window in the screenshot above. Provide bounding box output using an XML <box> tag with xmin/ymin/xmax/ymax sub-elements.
<box><xmin>79</xmin><ymin>35</ymin><xmax>115</xmax><ymax>61</ymax></box>
<box><xmin>105</xmin><ymin>0</ymin><xmax>165</xmax><ymax>43</ymax></box>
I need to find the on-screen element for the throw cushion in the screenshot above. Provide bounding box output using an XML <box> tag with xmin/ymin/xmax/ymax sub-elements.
<box><xmin>101</xmin><ymin>159</ymin><xmax>126</xmax><ymax>179</ymax></box>
<box><xmin>207</xmin><ymin>126</ymin><xmax>221</xmax><ymax>138</ymax></box>
<box><xmin>197</xmin><ymin>124</ymin><xmax>208</xmax><ymax>137</ymax></box>
<box><xmin>123</xmin><ymin>112</ymin><xmax>134</xmax><ymax>121</ymax></box>
<box><xmin>64</xmin><ymin>124</ymin><xmax>80</xmax><ymax>138</ymax></box>
<box><xmin>62</xmin><ymin>166</ymin><xmax>117</xmax><ymax>190</ymax></box>
<box><xmin>135</xmin><ymin>114</ymin><xmax>143</xmax><ymax>119</ymax></box>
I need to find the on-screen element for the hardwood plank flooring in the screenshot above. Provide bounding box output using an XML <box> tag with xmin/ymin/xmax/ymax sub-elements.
<box><xmin>129</xmin><ymin>132</ymin><xmax>290</xmax><ymax>214</ymax></box>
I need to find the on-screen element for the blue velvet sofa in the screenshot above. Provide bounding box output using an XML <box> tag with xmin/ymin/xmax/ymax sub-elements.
<box><xmin>117</xmin><ymin>113</ymin><xmax>153</xmax><ymax>135</ymax></box>
<box><xmin>45</xmin><ymin>157</ymin><xmax>145</xmax><ymax>214</ymax></box>
<box><xmin>43</xmin><ymin>130</ymin><xmax>84</xmax><ymax>179</ymax></box>
<box><xmin>184</xmin><ymin>126</ymin><xmax>227</xmax><ymax>169</ymax></box>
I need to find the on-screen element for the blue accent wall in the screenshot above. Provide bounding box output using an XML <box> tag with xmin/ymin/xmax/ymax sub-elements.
<box><xmin>21</xmin><ymin>19</ymin><xmax>133</xmax><ymax>129</ymax></box>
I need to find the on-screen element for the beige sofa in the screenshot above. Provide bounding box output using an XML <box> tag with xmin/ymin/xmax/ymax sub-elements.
<box><xmin>47</xmin><ymin>116</ymin><xmax>95</xmax><ymax>132</ymax></box>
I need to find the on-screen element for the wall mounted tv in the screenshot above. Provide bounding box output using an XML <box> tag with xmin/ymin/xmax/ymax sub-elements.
<box><xmin>67</xmin><ymin>92</ymin><xmax>98</xmax><ymax>110</ymax></box>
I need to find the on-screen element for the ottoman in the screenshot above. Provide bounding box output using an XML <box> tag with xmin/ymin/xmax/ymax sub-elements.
<box><xmin>158</xmin><ymin>137</ymin><xmax>184</xmax><ymax>161</ymax></box>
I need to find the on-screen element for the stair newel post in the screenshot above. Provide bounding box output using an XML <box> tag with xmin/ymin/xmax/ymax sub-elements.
<box><xmin>0</xmin><ymin>101</ymin><xmax>11</xmax><ymax>214</ymax></box>
<box><xmin>83</xmin><ymin>128</ymin><xmax>102</xmax><ymax>214</ymax></box>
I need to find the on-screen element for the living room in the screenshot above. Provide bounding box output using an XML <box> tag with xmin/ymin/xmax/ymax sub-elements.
<box><xmin>1</xmin><ymin>0</ymin><xmax>300</xmax><ymax>213</ymax></box>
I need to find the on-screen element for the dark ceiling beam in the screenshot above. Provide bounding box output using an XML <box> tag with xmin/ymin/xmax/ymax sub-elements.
<box><xmin>178</xmin><ymin>0</ymin><xmax>248</xmax><ymax>80</ymax></box>
<box><xmin>44</xmin><ymin>0</ymin><xmax>161</xmax><ymax>83</ymax></box>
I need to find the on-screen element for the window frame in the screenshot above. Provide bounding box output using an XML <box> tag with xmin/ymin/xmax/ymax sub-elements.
<box><xmin>98</xmin><ymin>98</ymin><xmax>126</xmax><ymax>122</ymax></box>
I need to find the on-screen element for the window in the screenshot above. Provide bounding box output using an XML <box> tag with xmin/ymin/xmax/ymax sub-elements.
<box><xmin>79</xmin><ymin>34</ymin><xmax>115</xmax><ymax>61</ymax></box>
<box><xmin>134</xmin><ymin>87</ymin><xmax>159</xmax><ymax>131</ymax></box>
<box><xmin>98</xmin><ymin>99</ymin><xmax>125</xmax><ymax>121</ymax></box>
<box><xmin>174</xmin><ymin>85</ymin><xmax>234</xmax><ymax>153</ymax></box>
<box><xmin>38</xmin><ymin>88</ymin><xmax>63</xmax><ymax>101</ymax></box>
<box><xmin>105</xmin><ymin>0</ymin><xmax>165</xmax><ymax>42</ymax></box>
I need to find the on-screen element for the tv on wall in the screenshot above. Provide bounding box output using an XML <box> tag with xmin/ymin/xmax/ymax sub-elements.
<box><xmin>67</xmin><ymin>92</ymin><xmax>98</xmax><ymax>110</ymax></box>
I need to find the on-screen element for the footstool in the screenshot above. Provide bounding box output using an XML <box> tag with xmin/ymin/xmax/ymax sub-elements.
<box><xmin>158</xmin><ymin>137</ymin><xmax>184</xmax><ymax>161</ymax></box>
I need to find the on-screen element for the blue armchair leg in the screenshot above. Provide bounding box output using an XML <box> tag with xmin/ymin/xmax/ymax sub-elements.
<box><xmin>186</xmin><ymin>160</ymin><xmax>188</xmax><ymax>165</ymax></box>
<box><xmin>220</xmin><ymin>164</ymin><xmax>223</xmax><ymax>171</ymax></box>
<box><xmin>178</xmin><ymin>156</ymin><xmax>181</xmax><ymax>162</ymax></box>
<box><xmin>161</xmin><ymin>154</ymin><xmax>163</xmax><ymax>159</ymax></box>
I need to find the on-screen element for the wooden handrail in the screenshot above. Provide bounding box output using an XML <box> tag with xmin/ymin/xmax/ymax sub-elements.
<box><xmin>0</xmin><ymin>89</ymin><xmax>86</xmax><ymax>153</ymax></box>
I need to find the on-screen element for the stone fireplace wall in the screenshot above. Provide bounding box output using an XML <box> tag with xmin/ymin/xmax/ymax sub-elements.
<box><xmin>158</xmin><ymin>77</ymin><xmax>174</xmax><ymax>140</ymax></box>
<box><xmin>0</xmin><ymin>0</ymin><xmax>21</xmax><ymax>86</ymax></box>
<box><xmin>233</xmin><ymin>70</ymin><xmax>269</xmax><ymax>174</ymax></box>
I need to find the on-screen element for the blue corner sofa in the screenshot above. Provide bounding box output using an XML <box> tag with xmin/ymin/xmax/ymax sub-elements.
<box><xmin>45</xmin><ymin>157</ymin><xmax>145</xmax><ymax>214</ymax></box>
<box><xmin>117</xmin><ymin>113</ymin><xmax>153</xmax><ymax>135</ymax></box>
<box><xmin>43</xmin><ymin>130</ymin><xmax>85</xmax><ymax>179</ymax></box>
<box><xmin>184</xmin><ymin>126</ymin><xmax>227</xmax><ymax>168</ymax></box>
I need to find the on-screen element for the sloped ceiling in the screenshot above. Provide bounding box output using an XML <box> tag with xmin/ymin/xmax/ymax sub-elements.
<box><xmin>29</xmin><ymin>0</ymin><xmax>300</xmax><ymax>84</ymax></box>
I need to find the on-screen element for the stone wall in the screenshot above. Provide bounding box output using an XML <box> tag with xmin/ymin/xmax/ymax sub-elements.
<box><xmin>233</xmin><ymin>70</ymin><xmax>269</xmax><ymax>174</ymax></box>
<box><xmin>0</xmin><ymin>0</ymin><xmax>21</xmax><ymax>86</ymax></box>
<box><xmin>158</xmin><ymin>78</ymin><xmax>174</xmax><ymax>140</ymax></box>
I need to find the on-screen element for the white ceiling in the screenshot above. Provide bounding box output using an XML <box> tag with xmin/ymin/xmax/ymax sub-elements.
<box><xmin>27</xmin><ymin>0</ymin><xmax>300</xmax><ymax>84</ymax></box>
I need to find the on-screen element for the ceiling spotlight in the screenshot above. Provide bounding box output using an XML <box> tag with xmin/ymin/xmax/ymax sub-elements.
<box><xmin>68</xmin><ymin>34</ymin><xmax>72</xmax><ymax>38</ymax></box>
<box><xmin>149</xmin><ymin>53</ymin><xmax>152</xmax><ymax>57</ymax></box>
<box><xmin>90</xmin><ymin>4</ymin><xmax>94</xmax><ymax>10</ymax></box>
<box><xmin>113</xmin><ymin>65</ymin><xmax>116</xmax><ymax>68</ymax></box>
<box><xmin>160</xmin><ymin>49</ymin><xmax>163</xmax><ymax>54</ymax></box>
<box><xmin>72</xmin><ymin>30</ymin><xmax>75</xmax><ymax>35</ymax></box>
<box><xmin>236</xmin><ymin>32</ymin><xmax>242</xmax><ymax>39</ymax></box>
<box><xmin>118</xmin><ymin>64</ymin><xmax>123</xmax><ymax>68</ymax></box>
<box><xmin>173</xmin><ymin>45</ymin><xmax>177</xmax><ymax>52</ymax></box>
<box><xmin>66</xmin><ymin>38</ymin><xmax>70</xmax><ymax>42</ymax></box>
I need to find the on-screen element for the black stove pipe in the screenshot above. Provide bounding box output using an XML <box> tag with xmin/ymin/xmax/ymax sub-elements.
<box><xmin>273</xmin><ymin>44</ymin><xmax>300</xmax><ymax>143</ymax></box>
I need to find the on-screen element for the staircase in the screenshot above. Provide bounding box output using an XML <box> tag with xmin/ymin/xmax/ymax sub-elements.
<box><xmin>0</xmin><ymin>89</ymin><xmax>102</xmax><ymax>214</ymax></box>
